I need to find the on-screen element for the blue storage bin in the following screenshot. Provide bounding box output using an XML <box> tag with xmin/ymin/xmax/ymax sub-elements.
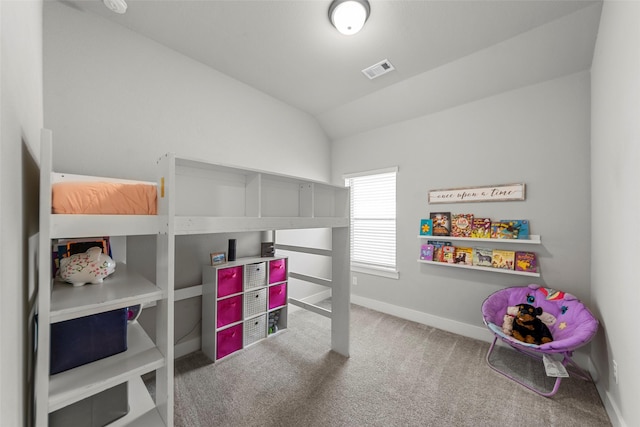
<box><xmin>50</xmin><ymin>308</ymin><xmax>128</xmax><ymax>375</ymax></box>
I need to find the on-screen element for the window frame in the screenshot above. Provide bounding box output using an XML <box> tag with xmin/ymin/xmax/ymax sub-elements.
<box><xmin>344</xmin><ymin>167</ymin><xmax>399</xmax><ymax>280</ymax></box>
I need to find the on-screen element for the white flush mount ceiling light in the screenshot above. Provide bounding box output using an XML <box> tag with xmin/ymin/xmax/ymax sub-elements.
<box><xmin>329</xmin><ymin>0</ymin><xmax>370</xmax><ymax>36</ymax></box>
<box><xmin>103</xmin><ymin>0</ymin><xmax>127</xmax><ymax>14</ymax></box>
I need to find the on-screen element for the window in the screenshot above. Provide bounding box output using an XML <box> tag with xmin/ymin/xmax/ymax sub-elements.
<box><xmin>344</xmin><ymin>167</ymin><xmax>398</xmax><ymax>279</ymax></box>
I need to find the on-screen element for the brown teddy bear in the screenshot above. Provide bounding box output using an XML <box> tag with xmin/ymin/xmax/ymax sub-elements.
<box><xmin>502</xmin><ymin>306</ymin><xmax>519</xmax><ymax>335</ymax></box>
<box><xmin>511</xmin><ymin>303</ymin><xmax>554</xmax><ymax>345</ymax></box>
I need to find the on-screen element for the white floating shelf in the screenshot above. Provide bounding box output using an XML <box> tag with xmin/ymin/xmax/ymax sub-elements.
<box><xmin>417</xmin><ymin>234</ymin><xmax>541</xmax><ymax>245</ymax></box>
<box><xmin>417</xmin><ymin>259</ymin><xmax>540</xmax><ymax>277</ymax></box>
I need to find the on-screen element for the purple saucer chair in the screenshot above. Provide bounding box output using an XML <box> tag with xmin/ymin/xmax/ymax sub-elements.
<box><xmin>481</xmin><ymin>284</ymin><xmax>598</xmax><ymax>397</ymax></box>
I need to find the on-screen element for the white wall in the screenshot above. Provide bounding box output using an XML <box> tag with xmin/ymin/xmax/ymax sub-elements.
<box><xmin>591</xmin><ymin>2</ymin><xmax>640</xmax><ymax>426</ymax></box>
<box><xmin>43</xmin><ymin>1</ymin><xmax>330</xmax><ymax>183</ymax></box>
<box><xmin>332</xmin><ymin>71</ymin><xmax>591</xmax><ymax>341</ymax></box>
<box><xmin>0</xmin><ymin>1</ymin><xmax>43</xmax><ymax>425</ymax></box>
<box><xmin>43</xmin><ymin>2</ymin><xmax>334</xmax><ymax>356</ymax></box>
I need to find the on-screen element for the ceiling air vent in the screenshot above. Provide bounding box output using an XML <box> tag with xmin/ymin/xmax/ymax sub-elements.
<box><xmin>362</xmin><ymin>59</ymin><xmax>395</xmax><ymax>80</ymax></box>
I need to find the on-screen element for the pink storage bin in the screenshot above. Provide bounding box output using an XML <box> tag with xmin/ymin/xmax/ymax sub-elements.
<box><xmin>269</xmin><ymin>259</ymin><xmax>287</xmax><ymax>284</ymax></box>
<box><xmin>217</xmin><ymin>266</ymin><xmax>243</xmax><ymax>298</ymax></box>
<box><xmin>216</xmin><ymin>324</ymin><xmax>243</xmax><ymax>360</ymax></box>
<box><xmin>269</xmin><ymin>283</ymin><xmax>287</xmax><ymax>309</ymax></box>
<box><xmin>217</xmin><ymin>295</ymin><xmax>242</xmax><ymax>328</ymax></box>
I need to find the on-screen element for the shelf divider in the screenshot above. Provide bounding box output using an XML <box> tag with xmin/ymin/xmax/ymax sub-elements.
<box><xmin>50</xmin><ymin>263</ymin><xmax>163</xmax><ymax>323</ymax></box>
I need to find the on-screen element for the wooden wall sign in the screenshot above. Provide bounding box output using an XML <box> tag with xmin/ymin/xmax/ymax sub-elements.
<box><xmin>428</xmin><ymin>183</ymin><xmax>525</xmax><ymax>204</ymax></box>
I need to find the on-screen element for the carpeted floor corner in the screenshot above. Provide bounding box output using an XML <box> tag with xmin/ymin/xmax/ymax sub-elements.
<box><xmin>168</xmin><ymin>303</ymin><xmax>611</xmax><ymax>427</ymax></box>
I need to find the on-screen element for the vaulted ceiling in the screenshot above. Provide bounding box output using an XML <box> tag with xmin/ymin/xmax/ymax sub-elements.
<box><xmin>61</xmin><ymin>0</ymin><xmax>603</xmax><ymax>139</ymax></box>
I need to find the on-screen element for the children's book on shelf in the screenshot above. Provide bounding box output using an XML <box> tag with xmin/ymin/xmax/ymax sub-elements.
<box><xmin>442</xmin><ymin>246</ymin><xmax>455</xmax><ymax>264</ymax></box>
<box><xmin>470</xmin><ymin>217</ymin><xmax>491</xmax><ymax>239</ymax></box>
<box><xmin>492</xmin><ymin>249</ymin><xmax>516</xmax><ymax>270</ymax></box>
<box><xmin>491</xmin><ymin>221</ymin><xmax>519</xmax><ymax>239</ymax></box>
<box><xmin>473</xmin><ymin>247</ymin><xmax>493</xmax><ymax>267</ymax></box>
<box><xmin>428</xmin><ymin>240</ymin><xmax>451</xmax><ymax>262</ymax></box>
<box><xmin>419</xmin><ymin>219</ymin><xmax>433</xmax><ymax>236</ymax></box>
<box><xmin>515</xmin><ymin>251</ymin><xmax>538</xmax><ymax>273</ymax></box>
<box><xmin>451</xmin><ymin>214</ymin><xmax>473</xmax><ymax>237</ymax></box>
<box><xmin>454</xmin><ymin>247</ymin><xmax>473</xmax><ymax>265</ymax></box>
<box><xmin>500</xmin><ymin>220</ymin><xmax>530</xmax><ymax>240</ymax></box>
<box><xmin>420</xmin><ymin>244</ymin><xmax>434</xmax><ymax>261</ymax></box>
<box><xmin>430</xmin><ymin>212</ymin><xmax>451</xmax><ymax>236</ymax></box>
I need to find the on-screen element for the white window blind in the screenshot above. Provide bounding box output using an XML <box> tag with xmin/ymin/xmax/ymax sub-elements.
<box><xmin>345</xmin><ymin>168</ymin><xmax>397</xmax><ymax>277</ymax></box>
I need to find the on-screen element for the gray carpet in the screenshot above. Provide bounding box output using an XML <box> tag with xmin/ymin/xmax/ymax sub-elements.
<box><xmin>171</xmin><ymin>303</ymin><xmax>611</xmax><ymax>427</ymax></box>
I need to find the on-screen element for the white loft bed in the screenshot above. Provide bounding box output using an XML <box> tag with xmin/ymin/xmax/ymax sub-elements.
<box><xmin>156</xmin><ymin>152</ymin><xmax>351</xmax><ymax>356</ymax></box>
<box><xmin>36</xmin><ymin>129</ymin><xmax>350</xmax><ymax>427</ymax></box>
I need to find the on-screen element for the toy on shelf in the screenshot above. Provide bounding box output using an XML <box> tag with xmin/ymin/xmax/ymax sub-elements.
<box><xmin>59</xmin><ymin>246</ymin><xmax>116</xmax><ymax>286</ymax></box>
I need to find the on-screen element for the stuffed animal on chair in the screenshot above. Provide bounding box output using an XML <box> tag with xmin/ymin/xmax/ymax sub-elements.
<box><xmin>502</xmin><ymin>306</ymin><xmax>518</xmax><ymax>335</ymax></box>
<box><xmin>511</xmin><ymin>303</ymin><xmax>554</xmax><ymax>345</ymax></box>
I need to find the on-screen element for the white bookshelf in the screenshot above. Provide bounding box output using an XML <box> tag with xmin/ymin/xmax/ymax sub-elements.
<box><xmin>36</xmin><ymin>129</ymin><xmax>172</xmax><ymax>427</ymax></box>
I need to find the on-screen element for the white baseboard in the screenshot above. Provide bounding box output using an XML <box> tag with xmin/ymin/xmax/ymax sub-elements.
<box><xmin>595</xmin><ymin>381</ymin><xmax>628</xmax><ymax>427</ymax></box>
<box><xmin>175</xmin><ymin>337</ymin><xmax>201</xmax><ymax>359</ymax></box>
<box><xmin>351</xmin><ymin>294</ymin><xmax>491</xmax><ymax>343</ymax></box>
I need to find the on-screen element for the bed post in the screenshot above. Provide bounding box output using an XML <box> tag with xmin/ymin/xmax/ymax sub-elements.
<box><xmin>331</xmin><ymin>226</ymin><xmax>351</xmax><ymax>357</ymax></box>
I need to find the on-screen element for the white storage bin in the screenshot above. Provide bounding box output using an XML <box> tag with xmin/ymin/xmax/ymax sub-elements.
<box><xmin>244</xmin><ymin>262</ymin><xmax>266</xmax><ymax>290</ymax></box>
<box><xmin>244</xmin><ymin>288</ymin><xmax>267</xmax><ymax>318</ymax></box>
<box><xmin>243</xmin><ymin>314</ymin><xmax>267</xmax><ymax>347</ymax></box>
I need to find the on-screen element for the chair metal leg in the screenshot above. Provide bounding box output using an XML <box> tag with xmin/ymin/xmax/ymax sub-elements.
<box><xmin>485</xmin><ymin>336</ymin><xmax>563</xmax><ymax>397</ymax></box>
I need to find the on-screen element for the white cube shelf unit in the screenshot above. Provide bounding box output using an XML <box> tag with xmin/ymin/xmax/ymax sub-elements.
<box><xmin>202</xmin><ymin>257</ymin><xmax>289</xmax><ymax>361</ymax></box>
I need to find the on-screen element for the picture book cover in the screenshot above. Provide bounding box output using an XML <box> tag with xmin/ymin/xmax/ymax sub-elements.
<box><xmin>430</xmin><ymin>212</ymin><xmax>451</xmax><ymax>236</ymax></box>
<box><xmin>473</xmin><ymin>247</ymin><xmax>493</xmax><ymax>267</ymax></box>
<box><xmin>491</xmin><ymin>221</ymin><xmax>519</xmax><ymax>239</ymax></box>
<box><xmin>419</xmin><ymin>219</ymin><xmax>433</xmax><ymax>236</ymax></box>
<box><xmin>454</xmin><ymin>247</ymin><xmax>473</xmax><ymax>265</ymax></box>
<box><xmin>470</xmin><ymin>217</ymin><xmax>491</xmax><ymax>239</ymax></box>
<box><xmin>491</xmin><ymin>249</ymin><xmax>516</xmax><ymax>270</ymax></box>
<box><xmin>451</xmin><ymin>214</ymin><xmax>474</xmax><ymax>238</ymax></box>
<box><xmin>428</xmin><ymin>240</ymin><xmax>452</xmax><ymax>262</ymax></box>
<box><xmin>515</xmin><ymin>251</ymin><xmax>538</xmax><ymax>273</ymax></box>
<box><xmin>500</xmin><ymin>220</ymin><xmax>530</xmax><ymax>240</ymax></box>
<box><xmin>420</xmin><ymin>244</ymin><xmax>434</xmax><ymax>261</ymax></box>
<box><xmin>442</xmin><ymin>245</ymin><xmax>455</xmax><ymax>264</ymax></box>
<box><xmin>51</xmin><ymin>243</ymin><xmax>65</xmax><ymax>276</ymax></box>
